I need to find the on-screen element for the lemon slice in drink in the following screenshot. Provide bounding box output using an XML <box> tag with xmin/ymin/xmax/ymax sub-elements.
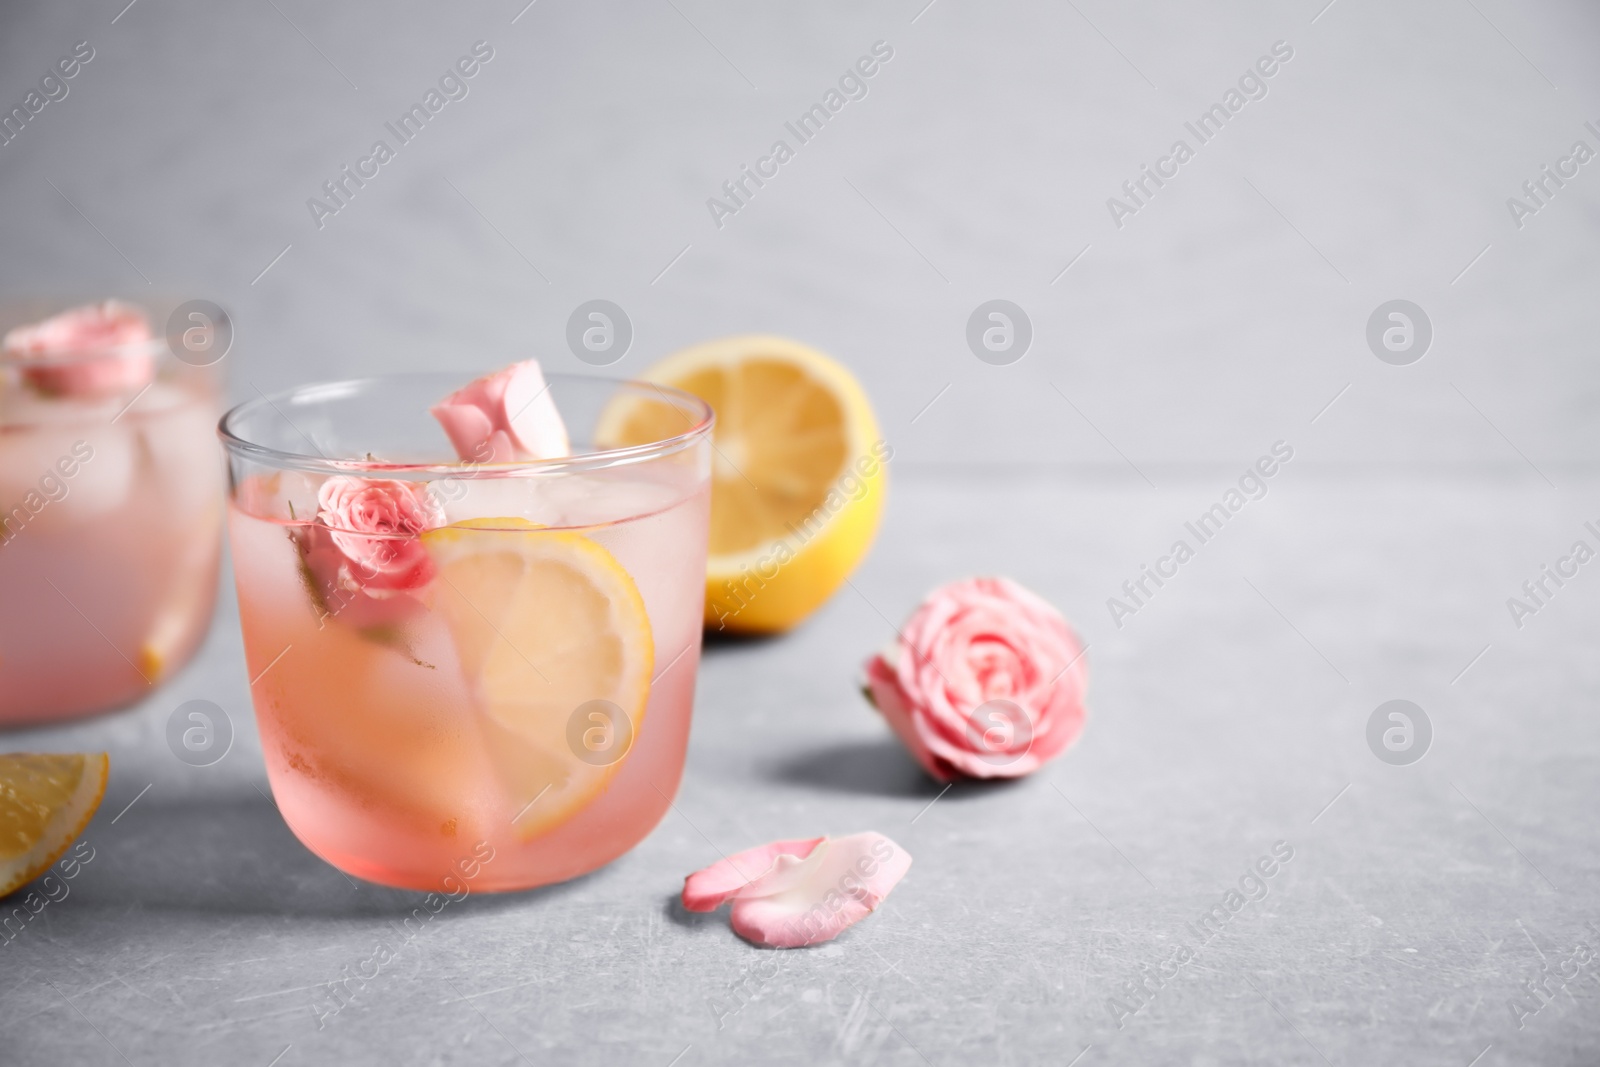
<box><xmin>595</xmin><ymin>335</ymin><xmax>886</xmax><ymax>634</ymax></box>
<box><xmin>137</xmin><ymin>604</ymin><xmax>191</xmax><ymax>683</ymax></box>
<box><xmin>1</xmin><ymin>753</ymin><xmax>108</xmax><ymax>897</ymax></box>
<box><xmin>422</xmin><ymin>519</ymin><xmax>653</xmax><ymax>840</ymax></box>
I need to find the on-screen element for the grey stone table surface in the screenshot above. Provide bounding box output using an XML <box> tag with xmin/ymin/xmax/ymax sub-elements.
<box><xmin>6</xmin><ymin>468</ymin><xmax>1600</xmax><ymax>1065</ymax></box>
<box><xmin>3</xmin><ymin>0</ymin><xmax>1600</xmax><ymax>1063</ymax></box>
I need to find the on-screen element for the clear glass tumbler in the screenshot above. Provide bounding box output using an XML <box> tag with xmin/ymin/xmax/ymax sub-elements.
<box><xmin>0</xmin><ymin>299</ymin><xmax>224</xmax><ymax>724</ymax></box>
<box><xmin>219</xmin><ymin>373</ymin><xmax>713</xmax><ymax>891</ymax></box>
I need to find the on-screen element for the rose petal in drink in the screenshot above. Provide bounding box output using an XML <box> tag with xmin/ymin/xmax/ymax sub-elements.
<box><xmin>431</xmin><ymin>360</ymin><xmax>570</xmax><ymax>463</ymax></box>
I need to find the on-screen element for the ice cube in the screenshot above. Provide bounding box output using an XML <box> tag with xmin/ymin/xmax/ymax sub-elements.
<box><xmin>433</xmin><ymin>464</ymin><xmax>697</xmax><ymax>531</ymax></box>
<box><xmin>136</xmin><ymin>386</ymin><xmax>224</xmax><ymax>520</ymax></box>
<box><xmin>436</xmin><ymin>475</ymin><xmax>553</xmax><ymax>527</ymax></box>
<box><xmin>0</xmin><ymin>421</ymin><xmax>135</xmax><ymax>530</ymax></box>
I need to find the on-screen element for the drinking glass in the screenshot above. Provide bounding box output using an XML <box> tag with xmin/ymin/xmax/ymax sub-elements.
<box><xmin>0</xmin><ymin>299</ymin><xmax>224</xmax><ymax>724</ymax></box>
<box><xmin>219</xmin><ymin>373</ymin><xmax>713</xmax><ymax>891</ymax></box>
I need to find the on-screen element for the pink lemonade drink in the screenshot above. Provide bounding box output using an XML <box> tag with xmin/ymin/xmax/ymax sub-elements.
<box><xmin>0</xmin><ymin>301</ymin><xmax>223</xmax><ymax>724</ymax></box>
<box><xmin>220</xmin><ymin>374</ymin><xmax>713</xmax><ymax>891</ymax></box>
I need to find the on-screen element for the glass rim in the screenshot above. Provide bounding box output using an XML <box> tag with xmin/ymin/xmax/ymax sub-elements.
<box><xmin>217</xmin><ymin>371</ymin><xmax>716</xmax><ymax>478</ymax></box>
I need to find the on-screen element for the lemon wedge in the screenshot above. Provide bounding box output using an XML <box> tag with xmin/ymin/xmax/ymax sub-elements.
<box><xmin>422</xmin><ymin>518</ymin><xmax>653</xmax><ymax>840</ymax></box>
<box><xmin>0</xmin><ymin>753</ymin><xmax>108</xmax><ymax>897</ymax></box>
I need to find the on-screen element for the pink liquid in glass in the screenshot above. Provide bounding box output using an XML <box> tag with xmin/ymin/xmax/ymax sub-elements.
<box><xmin>228</xmin><ymin>465</ymin><xmax>710</xmax><ymax>891</ymax></box>
<box><xmin>0</xmin><ymin>379</ymin><xmax>222</xmax><ymax>723</ymax></box>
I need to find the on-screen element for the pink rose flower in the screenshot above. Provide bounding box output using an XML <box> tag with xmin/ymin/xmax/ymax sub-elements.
<box><xmin>314</xmin><ymin>476</ymin><xmax>443</xmax><ymax>593</ymax></box>
<box><xmin>1</xmin><ymin>300</ymin><xmax>156</xmax><ymax>397</ymax></box>
<box><xmin>430</xmin><ymin>360</ymin><xmax>569</xmax><ymax>463</ymax></box>
<box><xmin>682</xmin><ymin>833</ymin><xmax>911</xmax><ymax>948</ymax></box>
<box><xmin>863</xmin><ymin>577</ymin><xmax>1088</xmax><ymax>781</ymax></box>
<box><xmin>292</xmin><ymin>524</ymin><xmax>429</xmax><ymax>633</ymax></box>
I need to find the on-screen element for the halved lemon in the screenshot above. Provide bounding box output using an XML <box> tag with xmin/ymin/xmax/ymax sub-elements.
<box><xmin>422</xmin><ymin>519</ymin><xmax>653</xmax><ymax>840</ymax></box>
<box><xmin>1</xmin><ymin>753</ymin><xmax>108</xmax><ymax>897</ymax></box>
<box><xmin>596</xmin><ymin>335</ymin><xmax>886</xmax><ymax>634</ymax></box>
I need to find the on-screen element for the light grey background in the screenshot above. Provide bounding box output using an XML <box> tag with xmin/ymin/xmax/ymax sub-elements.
<box><xmin>3</xmin><ymin>1</ymin><xmax>1599</xmax><ymax>1064</ymax></box>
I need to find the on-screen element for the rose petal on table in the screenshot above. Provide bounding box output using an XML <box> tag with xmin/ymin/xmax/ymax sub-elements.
<box><xmin>681</xmin><ymin>836</ymin><xmax>824</xmax><ymax>912</ymax></box>
<box><xmin>728</xmin><ymin>832</ymin><xmax>911</xmax><ymax>948</ymax></box>
<box><xmin>431</xmin><ymin>360</ymin><xmax>570</xmax><ymax>463</ymax></box>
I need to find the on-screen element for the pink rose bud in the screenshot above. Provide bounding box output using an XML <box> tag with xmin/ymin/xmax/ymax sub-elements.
<box><xmin>682</xmin><ymin>833</ymin><xmax>911</xmax><ymax>948</ymax></box>
<box><xmin>314</xmin><ymin>476</ymin><xmax>443</xmax><ymax>593</ymax></box>
<box><xmin>430</xmin><ymin>360</ymin><xmax>570</xmax><ymax>463</ymax></box>
<box><xmin>1</xmin><ymin>300</ymin><xmax>156</xmax><ymax>397</ymax></box>
<box><xmin>862</xmin><ymin>577</ymin><xmax>1088</xmax><ymax>781</ymax></box>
